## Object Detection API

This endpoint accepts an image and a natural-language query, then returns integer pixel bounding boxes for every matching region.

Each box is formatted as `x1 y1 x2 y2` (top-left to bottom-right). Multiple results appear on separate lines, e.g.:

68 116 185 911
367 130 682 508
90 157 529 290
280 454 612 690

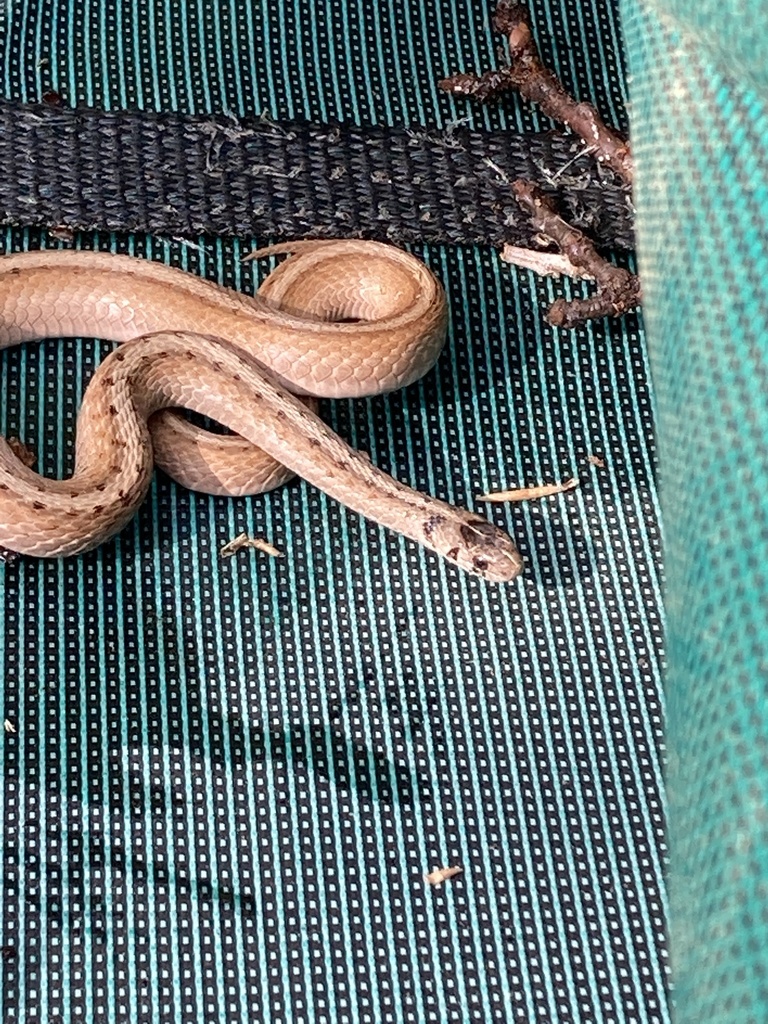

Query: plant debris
220 533 282 559
500 244 594 280
513 181 640 327
588 454 606 468
440 1 639 328
424 865 463 887
478 476 579 502
0 946 16 961
439 1 632 185
3 720 15 734
49 225 76 243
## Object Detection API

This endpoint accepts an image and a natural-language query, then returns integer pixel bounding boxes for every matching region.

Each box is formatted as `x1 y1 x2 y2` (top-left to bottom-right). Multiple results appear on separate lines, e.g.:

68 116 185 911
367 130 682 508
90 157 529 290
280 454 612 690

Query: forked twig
440 1 639 328
440 0 633 185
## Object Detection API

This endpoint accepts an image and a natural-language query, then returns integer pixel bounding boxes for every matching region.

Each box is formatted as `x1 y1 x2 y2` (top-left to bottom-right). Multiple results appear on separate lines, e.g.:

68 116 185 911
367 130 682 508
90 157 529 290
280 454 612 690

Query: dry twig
439 1 633 185
440 1 639 329
512 181 641 327
478 476 579 503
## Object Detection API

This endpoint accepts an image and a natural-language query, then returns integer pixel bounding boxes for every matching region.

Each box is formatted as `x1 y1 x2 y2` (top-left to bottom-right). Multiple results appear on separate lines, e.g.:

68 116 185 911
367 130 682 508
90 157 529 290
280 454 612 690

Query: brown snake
0 239 523 581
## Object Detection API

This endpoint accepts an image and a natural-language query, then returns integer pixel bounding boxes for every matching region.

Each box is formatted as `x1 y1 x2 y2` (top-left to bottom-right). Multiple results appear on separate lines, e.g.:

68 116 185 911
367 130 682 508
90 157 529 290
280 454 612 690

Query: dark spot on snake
473 555 489 572
102 376 114 387
95 482 106 492
108 405 117 416
185 350 195 360
92 504 104 514
336 459 349 470
7 268 21 276
446 546 459 561
114 351 125 362
308 438 321 447
276 410 286 420
31 501 46 510
460 520 498 544
212 361 223 372
423 514 446 538
466 518 498 537
0 483 8 491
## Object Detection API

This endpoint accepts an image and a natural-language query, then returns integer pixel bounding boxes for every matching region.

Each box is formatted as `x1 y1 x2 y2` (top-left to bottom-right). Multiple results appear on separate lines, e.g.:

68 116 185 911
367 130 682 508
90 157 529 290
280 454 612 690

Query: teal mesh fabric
622 2 768 1021
1 3 669 1022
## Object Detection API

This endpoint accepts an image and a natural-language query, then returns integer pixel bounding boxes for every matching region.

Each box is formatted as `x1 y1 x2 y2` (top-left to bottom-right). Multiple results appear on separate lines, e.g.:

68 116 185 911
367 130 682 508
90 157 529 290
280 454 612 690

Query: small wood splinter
478 477 579 503
500 244 594 280
424 866 463 887
220 533 282 559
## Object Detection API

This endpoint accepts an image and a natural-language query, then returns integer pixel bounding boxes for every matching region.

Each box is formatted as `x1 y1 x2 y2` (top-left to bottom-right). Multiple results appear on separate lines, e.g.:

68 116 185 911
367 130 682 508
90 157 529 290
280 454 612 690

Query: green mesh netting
622 1 768 1021
0 3 671 1022
14 0 768 1020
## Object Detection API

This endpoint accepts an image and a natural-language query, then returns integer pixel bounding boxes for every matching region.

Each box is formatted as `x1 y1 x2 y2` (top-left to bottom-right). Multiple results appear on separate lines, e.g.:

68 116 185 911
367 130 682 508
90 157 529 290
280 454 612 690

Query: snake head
423 514 524 583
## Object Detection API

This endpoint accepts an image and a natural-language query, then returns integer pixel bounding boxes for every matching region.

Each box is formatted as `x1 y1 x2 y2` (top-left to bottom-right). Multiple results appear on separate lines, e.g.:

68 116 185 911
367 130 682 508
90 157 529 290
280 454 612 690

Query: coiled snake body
0 239 523 582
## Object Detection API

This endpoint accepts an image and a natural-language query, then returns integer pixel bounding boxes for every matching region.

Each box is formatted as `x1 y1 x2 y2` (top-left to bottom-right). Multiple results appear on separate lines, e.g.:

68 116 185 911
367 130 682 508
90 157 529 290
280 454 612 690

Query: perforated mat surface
0 2 668 1022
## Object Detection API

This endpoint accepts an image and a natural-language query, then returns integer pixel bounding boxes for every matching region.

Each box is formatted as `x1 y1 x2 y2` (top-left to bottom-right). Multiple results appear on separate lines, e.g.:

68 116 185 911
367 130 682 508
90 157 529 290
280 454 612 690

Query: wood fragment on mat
424 866 463 886
512 180 641 328
478 477 579 503
587 454 606 468
500 244 594 280
49 225 76 243
220 533 282 558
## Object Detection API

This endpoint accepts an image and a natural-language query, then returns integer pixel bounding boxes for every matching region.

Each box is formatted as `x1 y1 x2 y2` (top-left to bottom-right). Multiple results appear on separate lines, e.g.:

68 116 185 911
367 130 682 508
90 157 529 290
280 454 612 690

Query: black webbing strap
1 99 634 248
